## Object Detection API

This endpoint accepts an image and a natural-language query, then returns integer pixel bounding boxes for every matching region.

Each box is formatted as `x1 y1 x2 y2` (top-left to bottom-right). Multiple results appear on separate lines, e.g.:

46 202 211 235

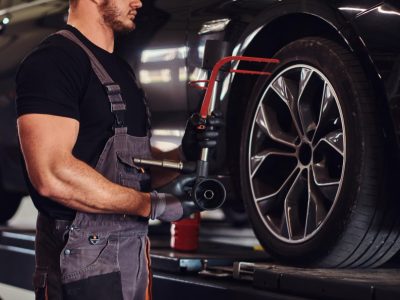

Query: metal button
64 249 71 255
88 235 100 245
69 225 79 231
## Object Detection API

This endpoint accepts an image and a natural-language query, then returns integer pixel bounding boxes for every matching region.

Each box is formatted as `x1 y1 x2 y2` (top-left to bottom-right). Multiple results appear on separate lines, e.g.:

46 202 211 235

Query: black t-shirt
15 25 147 220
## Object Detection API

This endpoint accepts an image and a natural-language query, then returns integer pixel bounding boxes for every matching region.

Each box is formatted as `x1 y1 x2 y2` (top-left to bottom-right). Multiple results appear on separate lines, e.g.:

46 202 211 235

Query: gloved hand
149 174 200 222
181 110 224 161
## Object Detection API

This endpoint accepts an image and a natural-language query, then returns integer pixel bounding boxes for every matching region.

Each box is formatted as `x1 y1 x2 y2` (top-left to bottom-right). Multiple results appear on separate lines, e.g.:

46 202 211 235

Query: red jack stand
170 212 201 252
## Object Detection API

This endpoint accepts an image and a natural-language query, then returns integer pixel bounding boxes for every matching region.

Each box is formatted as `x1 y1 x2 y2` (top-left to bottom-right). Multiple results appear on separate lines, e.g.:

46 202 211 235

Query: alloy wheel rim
248 64 346 243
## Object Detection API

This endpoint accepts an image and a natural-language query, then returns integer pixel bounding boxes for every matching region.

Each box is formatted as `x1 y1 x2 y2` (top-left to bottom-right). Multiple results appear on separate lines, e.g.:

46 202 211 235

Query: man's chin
113 22 135 34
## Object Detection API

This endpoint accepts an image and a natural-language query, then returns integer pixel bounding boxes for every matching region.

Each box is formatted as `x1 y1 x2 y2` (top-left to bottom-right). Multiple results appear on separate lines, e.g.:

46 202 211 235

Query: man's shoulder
21 32 90 71
15 32 90 121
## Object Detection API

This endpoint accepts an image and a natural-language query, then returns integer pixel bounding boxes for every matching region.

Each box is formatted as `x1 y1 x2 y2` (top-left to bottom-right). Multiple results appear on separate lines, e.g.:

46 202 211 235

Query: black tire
0 188 23 224
239 37 400 268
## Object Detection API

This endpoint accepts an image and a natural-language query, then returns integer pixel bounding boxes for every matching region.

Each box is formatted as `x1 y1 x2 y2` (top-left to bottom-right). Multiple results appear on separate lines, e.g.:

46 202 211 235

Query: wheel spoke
255 167 300 203
313 82 340 142
297 68 319 139
271 76 303 138
298 68 313 100
255 167 300 214
304 168 329 235
312 160 341 186
255 105 297 148
283 169 307 240
316 184 339 202
312 162 340 200
280 208 291 239
315 130 344 155
250 149 296 178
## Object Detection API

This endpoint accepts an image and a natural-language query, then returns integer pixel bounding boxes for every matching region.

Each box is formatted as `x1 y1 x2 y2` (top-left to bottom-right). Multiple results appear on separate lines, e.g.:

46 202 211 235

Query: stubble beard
100 0 135 34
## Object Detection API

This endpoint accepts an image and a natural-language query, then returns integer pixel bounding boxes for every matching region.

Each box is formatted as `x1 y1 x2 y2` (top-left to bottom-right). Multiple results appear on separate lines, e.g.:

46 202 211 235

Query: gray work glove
149 174 200 222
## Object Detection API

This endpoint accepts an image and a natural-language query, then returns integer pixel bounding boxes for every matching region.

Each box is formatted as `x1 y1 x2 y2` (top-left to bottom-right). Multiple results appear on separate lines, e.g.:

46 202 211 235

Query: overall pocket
60 233 119 282
116 151 151 191
60 232 123 300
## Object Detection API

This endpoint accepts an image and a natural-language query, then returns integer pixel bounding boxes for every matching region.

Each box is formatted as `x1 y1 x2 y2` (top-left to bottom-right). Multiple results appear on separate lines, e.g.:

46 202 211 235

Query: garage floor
0 283 34 300
3 197 400 300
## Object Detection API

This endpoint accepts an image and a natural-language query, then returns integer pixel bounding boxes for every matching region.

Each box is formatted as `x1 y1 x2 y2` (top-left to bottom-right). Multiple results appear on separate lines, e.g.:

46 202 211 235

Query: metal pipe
200 148 209 162
208 80 219 115
199 80 218 165
133 158 184 170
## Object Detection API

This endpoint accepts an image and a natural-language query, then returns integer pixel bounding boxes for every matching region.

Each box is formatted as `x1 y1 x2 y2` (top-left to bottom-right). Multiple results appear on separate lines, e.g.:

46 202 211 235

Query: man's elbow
34 180 54 198
26 155 74 199
31 173 61 199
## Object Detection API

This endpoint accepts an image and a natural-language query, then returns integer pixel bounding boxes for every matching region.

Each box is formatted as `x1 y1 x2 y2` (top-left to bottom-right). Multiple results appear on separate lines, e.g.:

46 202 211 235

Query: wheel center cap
299 143 312 165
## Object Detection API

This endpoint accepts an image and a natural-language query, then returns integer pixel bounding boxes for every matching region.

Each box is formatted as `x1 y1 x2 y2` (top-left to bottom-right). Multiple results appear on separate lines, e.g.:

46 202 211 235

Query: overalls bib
33 30 153 300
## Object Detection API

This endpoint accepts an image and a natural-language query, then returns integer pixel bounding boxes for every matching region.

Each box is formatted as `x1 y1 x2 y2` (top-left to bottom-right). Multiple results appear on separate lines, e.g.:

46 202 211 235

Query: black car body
1 0 400 267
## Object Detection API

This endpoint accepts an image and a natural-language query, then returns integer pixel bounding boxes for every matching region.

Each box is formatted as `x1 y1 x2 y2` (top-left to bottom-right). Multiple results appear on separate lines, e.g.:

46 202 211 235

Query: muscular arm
17 114 150 217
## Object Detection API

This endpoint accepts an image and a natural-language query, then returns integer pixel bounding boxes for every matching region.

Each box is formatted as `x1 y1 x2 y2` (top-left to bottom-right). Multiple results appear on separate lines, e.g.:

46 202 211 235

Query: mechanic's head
69 0 142 33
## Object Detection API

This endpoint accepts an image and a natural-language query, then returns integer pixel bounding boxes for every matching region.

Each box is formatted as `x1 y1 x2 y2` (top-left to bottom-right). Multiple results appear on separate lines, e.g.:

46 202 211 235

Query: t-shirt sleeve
15 45 86 121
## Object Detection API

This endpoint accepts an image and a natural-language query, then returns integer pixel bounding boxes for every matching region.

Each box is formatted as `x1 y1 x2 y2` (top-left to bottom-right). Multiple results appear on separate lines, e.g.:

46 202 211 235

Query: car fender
219 0 399 164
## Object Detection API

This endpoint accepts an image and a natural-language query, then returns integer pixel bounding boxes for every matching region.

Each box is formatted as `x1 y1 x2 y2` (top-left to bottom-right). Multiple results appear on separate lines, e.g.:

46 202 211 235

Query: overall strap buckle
104 83 121 95
113 110 125 128
104 83 126 129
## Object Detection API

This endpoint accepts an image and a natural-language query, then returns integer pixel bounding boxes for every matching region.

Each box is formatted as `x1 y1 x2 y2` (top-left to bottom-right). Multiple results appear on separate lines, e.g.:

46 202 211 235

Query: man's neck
67 6 114 53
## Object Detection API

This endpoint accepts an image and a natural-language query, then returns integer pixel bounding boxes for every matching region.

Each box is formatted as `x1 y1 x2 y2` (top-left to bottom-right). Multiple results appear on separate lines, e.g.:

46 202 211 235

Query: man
16 0 222 299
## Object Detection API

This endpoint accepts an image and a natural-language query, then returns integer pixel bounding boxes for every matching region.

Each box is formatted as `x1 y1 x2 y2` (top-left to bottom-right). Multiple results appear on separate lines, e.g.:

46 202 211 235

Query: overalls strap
57 29 126 129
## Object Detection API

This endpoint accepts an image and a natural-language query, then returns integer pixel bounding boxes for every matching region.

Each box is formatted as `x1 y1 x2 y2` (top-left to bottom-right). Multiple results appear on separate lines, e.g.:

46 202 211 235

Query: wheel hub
298 142 312 166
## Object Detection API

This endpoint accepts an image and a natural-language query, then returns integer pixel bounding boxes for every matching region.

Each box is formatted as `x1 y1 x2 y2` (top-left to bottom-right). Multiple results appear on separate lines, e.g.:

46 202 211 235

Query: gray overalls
33 30 153 300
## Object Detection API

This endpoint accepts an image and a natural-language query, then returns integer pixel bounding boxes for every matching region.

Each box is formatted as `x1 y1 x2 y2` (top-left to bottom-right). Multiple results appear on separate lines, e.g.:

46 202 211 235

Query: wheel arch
224 11 396 178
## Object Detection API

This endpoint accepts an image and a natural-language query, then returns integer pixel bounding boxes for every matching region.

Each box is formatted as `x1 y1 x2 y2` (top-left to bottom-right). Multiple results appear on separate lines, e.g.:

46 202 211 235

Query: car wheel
0 188 23 224
240 37 400 267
